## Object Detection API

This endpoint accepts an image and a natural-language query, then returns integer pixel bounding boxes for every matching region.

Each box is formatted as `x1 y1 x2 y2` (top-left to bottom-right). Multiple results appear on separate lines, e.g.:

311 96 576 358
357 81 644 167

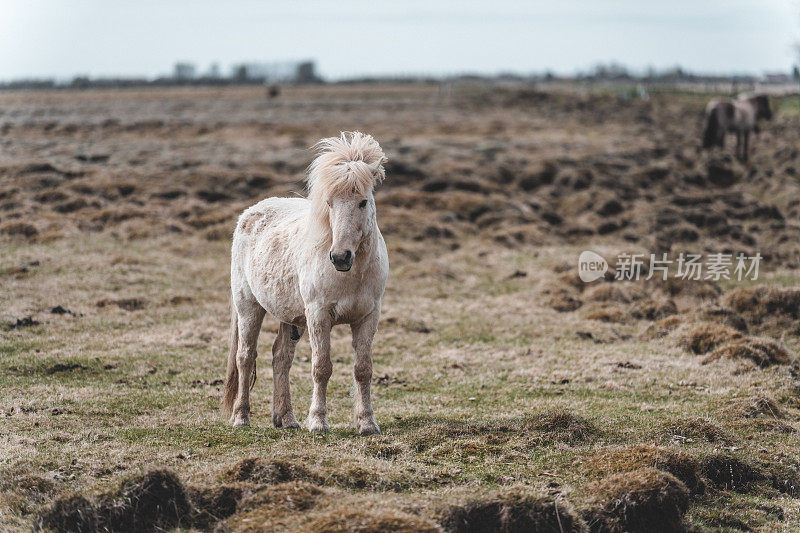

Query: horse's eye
327 200 332 208
358 199 368 209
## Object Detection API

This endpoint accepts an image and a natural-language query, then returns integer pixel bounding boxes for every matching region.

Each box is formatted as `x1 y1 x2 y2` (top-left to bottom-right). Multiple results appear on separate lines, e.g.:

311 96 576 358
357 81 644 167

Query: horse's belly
264 301 305 326
245 236 305 325
332 297 378 325
251 270 303 323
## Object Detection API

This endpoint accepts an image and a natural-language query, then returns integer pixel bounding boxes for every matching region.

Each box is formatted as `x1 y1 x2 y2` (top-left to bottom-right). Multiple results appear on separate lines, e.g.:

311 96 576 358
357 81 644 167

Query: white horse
222 132 389 435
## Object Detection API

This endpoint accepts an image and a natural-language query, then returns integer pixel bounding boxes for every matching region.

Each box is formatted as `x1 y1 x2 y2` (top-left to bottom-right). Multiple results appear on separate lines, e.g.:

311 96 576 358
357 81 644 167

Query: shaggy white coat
223 132 388 435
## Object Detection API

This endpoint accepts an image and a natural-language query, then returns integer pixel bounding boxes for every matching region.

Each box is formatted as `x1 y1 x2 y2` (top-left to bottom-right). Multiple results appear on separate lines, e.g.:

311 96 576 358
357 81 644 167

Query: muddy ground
3 84 800 532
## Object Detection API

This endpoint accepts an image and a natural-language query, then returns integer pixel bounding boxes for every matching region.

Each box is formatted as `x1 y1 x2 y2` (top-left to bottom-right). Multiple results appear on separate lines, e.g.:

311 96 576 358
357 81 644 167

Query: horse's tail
702 107 719 149
222 303 239 415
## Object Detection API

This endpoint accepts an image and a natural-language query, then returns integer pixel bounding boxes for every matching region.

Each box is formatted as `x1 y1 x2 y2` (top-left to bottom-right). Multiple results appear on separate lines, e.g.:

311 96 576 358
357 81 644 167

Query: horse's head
755 94 773 121
327 185 374 271
306 132 387 272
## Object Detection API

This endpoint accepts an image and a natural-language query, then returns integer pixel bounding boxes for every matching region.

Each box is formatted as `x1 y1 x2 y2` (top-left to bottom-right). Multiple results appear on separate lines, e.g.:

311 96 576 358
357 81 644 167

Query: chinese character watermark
615 253 644 281
579 251 762 282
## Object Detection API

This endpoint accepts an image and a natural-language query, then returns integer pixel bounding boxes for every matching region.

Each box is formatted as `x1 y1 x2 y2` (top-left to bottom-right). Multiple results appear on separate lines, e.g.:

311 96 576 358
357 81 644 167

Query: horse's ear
371 157 387 184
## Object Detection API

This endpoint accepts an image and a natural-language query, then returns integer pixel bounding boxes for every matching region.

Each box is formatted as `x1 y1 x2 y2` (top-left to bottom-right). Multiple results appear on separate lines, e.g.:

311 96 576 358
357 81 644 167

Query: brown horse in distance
702 94 772 162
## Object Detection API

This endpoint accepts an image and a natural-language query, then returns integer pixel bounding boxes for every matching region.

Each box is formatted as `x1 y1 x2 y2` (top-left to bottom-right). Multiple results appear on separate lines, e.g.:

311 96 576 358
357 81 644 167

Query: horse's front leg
351 310 381 435
305 308 332 432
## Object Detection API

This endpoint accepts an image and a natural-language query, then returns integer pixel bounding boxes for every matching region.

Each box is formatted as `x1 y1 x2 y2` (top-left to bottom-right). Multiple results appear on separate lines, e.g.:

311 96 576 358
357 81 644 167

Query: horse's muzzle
330 250 353 272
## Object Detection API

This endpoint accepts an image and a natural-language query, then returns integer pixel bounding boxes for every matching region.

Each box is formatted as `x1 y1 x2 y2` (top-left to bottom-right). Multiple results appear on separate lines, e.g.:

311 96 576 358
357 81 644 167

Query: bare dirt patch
583 468 690 533
439 492 587 533
699 454 764 493
221 458 322 486
34 469 193 532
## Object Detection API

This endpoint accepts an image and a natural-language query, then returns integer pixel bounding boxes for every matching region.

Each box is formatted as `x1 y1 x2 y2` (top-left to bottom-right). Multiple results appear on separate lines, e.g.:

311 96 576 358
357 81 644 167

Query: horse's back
235 197 308 236
707 98 734 116
232 196 309 272
706 98 723 114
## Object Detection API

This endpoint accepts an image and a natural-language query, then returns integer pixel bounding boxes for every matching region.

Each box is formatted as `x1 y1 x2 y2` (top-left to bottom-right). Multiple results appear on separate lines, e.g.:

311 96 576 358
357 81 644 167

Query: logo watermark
578 250 609 282
579 251 762 282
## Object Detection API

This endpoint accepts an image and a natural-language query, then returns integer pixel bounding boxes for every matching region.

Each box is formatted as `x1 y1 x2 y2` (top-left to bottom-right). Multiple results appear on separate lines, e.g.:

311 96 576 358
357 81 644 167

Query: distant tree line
0 60 322 90
1 62 791 91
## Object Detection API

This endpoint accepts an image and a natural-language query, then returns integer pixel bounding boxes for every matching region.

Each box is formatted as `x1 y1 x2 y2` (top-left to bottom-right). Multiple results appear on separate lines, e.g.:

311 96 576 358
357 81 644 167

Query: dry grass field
3 84 800 532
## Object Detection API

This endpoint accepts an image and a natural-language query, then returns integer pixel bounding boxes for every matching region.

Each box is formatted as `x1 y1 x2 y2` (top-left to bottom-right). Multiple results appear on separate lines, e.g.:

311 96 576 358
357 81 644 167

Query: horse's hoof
273 412 301 429
305 417 330 433
358 424 381 436
232 416 250 427
357 414 380 435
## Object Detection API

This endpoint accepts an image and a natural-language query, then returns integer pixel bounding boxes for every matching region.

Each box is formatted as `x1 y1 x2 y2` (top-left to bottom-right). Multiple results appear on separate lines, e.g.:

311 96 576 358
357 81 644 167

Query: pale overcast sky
0 0 797 80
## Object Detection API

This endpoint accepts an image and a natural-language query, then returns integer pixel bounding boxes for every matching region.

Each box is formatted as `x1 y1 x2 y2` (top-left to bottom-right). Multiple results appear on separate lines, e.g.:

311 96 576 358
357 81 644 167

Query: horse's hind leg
231 298 265 427
351 310 381 435
272 322 304 428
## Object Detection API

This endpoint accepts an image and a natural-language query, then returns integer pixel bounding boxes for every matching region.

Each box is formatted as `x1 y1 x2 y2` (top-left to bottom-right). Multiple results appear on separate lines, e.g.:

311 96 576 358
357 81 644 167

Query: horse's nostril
330 250 353 266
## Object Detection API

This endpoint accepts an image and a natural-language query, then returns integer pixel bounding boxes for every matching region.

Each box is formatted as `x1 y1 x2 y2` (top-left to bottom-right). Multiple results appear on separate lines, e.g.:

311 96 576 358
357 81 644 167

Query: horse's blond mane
307 131 386 198
305 132 387 236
